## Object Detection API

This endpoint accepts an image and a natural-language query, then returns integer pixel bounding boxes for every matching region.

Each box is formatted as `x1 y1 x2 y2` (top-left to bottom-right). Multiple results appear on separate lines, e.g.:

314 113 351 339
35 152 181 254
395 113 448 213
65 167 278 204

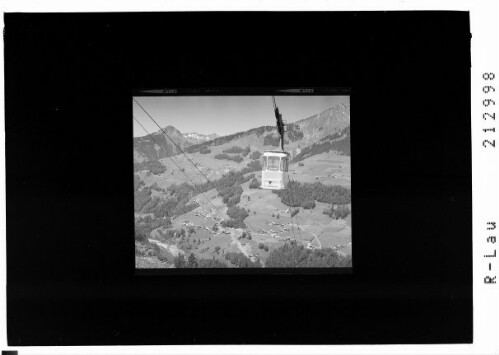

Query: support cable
133 116 226 222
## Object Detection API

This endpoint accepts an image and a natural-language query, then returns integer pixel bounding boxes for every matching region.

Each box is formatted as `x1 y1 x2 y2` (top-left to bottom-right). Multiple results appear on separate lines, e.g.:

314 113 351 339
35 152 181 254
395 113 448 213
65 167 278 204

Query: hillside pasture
137 144 262 191
289 152 350 188
135 150 352 267
236 180 352 257
135 133 351 193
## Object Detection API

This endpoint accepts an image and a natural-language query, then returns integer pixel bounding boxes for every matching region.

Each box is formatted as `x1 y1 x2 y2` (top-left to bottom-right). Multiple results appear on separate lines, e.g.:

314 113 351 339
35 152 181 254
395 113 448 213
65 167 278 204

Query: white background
0 1 497 354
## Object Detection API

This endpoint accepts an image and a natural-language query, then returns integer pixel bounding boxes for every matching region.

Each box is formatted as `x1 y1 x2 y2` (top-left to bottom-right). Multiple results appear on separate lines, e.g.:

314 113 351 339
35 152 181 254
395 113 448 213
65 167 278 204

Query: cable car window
267 156 280 171
261 156 267 170
280 157 288 172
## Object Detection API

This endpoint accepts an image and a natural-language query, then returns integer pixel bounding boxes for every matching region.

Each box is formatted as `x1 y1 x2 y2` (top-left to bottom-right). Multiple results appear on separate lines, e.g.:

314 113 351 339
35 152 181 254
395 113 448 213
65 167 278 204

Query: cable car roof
263 150 290 157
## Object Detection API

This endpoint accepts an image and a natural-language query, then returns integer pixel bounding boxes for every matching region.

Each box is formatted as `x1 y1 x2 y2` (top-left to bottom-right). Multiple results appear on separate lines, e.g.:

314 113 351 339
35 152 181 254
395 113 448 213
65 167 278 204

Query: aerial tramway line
261 97 302 238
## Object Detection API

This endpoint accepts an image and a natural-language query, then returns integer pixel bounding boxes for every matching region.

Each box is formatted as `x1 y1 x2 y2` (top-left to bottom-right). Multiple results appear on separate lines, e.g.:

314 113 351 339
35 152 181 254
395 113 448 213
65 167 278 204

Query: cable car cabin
261 151 289 190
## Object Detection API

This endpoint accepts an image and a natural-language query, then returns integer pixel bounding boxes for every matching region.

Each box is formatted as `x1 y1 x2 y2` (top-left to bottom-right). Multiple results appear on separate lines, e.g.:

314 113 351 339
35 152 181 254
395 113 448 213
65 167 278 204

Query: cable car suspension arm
272 96 286 151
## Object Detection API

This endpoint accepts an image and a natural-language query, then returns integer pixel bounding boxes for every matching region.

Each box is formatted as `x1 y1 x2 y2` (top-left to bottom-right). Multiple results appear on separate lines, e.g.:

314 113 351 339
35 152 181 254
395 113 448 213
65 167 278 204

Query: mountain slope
295 103 350 143
134 125 218 161
184 103 350 155
134 102 350 162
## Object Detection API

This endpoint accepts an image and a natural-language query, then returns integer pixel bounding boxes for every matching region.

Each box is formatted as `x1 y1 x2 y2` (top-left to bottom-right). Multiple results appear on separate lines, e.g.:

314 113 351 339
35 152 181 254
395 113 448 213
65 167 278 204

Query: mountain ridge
134 103 350 161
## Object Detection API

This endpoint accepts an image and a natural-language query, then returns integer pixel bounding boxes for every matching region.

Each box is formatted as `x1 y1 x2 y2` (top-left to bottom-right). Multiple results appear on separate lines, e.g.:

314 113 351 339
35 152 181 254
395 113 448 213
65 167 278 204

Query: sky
133 96 349 137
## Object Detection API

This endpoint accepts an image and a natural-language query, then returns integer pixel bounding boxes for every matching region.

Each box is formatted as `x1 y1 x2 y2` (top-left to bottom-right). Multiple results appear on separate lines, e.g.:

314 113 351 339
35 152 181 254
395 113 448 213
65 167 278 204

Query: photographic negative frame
133 87 353 274
4 10 473 346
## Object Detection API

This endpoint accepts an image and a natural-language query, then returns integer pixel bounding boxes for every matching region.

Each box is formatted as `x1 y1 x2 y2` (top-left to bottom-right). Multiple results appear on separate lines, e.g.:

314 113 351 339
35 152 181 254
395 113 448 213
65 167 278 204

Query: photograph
4 8 479 348
133 93 352 269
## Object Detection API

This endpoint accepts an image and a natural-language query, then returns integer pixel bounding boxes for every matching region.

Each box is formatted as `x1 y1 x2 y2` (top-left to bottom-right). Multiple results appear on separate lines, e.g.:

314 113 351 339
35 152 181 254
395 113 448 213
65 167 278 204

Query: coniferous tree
173 255 186 268
187 253 198 268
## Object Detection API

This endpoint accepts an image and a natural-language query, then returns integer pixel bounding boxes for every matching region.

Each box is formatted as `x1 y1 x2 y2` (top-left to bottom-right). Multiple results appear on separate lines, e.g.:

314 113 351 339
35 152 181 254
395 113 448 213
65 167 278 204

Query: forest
221 205 249 228
220 219 244 228
224 252 261 268
216 171 251 204
135 178 200 220
274 180 351 208
249 151 262 160
214 153 244 163
323 204 351 219
216 172 252 228
249 177 259 189
318 130 343 142
265 242 352 267
135 215 171 237
133 160 167 175
227 205 249 220
223 145 251 156
241 160 261 174
173 254 228 268
219 185 243 206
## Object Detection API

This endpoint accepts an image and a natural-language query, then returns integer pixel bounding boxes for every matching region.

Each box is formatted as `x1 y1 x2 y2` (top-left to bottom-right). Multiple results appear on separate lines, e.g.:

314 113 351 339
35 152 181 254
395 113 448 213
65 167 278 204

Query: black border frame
5 11 472 345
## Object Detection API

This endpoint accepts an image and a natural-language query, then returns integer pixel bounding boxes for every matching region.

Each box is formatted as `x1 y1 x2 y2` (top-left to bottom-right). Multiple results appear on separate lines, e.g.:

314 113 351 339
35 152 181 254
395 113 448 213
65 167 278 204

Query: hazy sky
133 96 349 137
